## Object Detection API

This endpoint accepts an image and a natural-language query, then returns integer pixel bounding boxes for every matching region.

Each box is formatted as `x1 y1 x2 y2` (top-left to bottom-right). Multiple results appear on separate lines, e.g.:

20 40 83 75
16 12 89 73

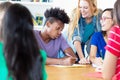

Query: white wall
53 0 117 13
52 0 117 32
97 0 116 10
53 0 78 16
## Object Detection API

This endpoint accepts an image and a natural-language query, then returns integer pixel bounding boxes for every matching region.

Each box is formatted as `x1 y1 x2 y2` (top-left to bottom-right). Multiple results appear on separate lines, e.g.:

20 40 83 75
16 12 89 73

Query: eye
84 6 88 9
80 6 82 9
56 26 60 30
100 17 112 21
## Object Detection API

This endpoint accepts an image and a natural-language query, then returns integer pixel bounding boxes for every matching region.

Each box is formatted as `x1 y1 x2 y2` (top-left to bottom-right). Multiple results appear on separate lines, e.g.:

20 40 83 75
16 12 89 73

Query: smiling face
79 0 92 18
46 20 64 39
100 11 114 31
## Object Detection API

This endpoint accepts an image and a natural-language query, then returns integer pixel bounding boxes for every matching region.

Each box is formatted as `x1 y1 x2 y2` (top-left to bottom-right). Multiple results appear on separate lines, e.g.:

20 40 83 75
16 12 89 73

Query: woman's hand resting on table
78 58 90 64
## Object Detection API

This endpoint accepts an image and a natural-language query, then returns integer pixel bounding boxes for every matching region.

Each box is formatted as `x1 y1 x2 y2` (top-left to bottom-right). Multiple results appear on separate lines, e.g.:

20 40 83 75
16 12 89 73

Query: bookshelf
12 1 53 30
0 1 53 30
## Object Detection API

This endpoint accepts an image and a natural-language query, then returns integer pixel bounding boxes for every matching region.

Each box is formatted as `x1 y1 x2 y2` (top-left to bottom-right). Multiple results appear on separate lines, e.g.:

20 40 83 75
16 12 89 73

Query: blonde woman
68 0 101 64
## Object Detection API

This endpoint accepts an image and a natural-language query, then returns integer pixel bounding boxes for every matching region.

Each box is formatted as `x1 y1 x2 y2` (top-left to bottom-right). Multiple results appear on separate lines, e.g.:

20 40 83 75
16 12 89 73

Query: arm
89 45 103 66
46 47 77 65
64 47 76 58
72 26 84 59
74 40 89 64
46 56 76 66
46 57 61 65
74 41 84 59
89 45 97 63
102 50 117 80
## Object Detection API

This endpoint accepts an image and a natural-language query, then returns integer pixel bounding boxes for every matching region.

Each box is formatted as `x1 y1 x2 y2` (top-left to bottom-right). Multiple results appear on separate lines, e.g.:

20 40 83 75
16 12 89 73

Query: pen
66 53 73 57
66 53 78 61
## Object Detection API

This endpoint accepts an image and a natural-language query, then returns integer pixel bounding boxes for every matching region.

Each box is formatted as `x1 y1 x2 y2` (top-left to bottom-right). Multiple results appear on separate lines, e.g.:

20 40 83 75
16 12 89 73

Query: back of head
2 3 43 80
44 7 70 25
113 0 120 26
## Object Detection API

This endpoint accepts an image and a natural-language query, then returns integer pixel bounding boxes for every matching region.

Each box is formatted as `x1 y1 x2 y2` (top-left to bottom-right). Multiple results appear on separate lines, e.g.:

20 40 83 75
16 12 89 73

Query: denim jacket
72 15 101 44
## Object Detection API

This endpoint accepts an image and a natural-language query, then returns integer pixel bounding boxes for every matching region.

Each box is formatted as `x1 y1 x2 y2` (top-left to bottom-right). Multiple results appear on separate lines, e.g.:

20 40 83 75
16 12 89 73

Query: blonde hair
67 7 80 40
67 0 98 40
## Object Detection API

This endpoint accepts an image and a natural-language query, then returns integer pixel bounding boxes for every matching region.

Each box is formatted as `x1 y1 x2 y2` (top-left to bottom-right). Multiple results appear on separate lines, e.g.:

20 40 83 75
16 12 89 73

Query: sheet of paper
48 64 88 68
92 63 99 68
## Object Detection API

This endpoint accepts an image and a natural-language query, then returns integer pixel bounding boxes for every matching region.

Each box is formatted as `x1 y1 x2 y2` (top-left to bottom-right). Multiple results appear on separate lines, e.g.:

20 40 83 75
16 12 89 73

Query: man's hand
60 56 76 66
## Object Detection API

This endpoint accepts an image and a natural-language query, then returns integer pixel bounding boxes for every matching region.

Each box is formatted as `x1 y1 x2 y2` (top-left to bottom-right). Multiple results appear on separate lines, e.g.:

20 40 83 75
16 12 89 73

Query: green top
0 42 47 80
41 50 47 80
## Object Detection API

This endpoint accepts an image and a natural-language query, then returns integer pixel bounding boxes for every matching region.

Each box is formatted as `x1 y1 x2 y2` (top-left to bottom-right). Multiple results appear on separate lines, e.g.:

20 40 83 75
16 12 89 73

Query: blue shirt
90 32 106 59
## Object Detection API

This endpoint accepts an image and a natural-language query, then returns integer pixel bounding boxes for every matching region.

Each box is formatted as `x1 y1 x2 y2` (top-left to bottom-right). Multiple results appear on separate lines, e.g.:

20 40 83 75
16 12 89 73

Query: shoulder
34 30 40 35
109 25 120 38
92 32 102 37
40 49 46 53
110 25 120 32
0 42 8 80
108 25 120 41
39 49 47 59
91 32 103 42
34 30 41 39
0 42 3 48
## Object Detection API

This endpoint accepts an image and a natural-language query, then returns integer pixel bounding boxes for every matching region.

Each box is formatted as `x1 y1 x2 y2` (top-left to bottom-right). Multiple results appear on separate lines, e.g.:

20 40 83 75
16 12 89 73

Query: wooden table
46 65 104 80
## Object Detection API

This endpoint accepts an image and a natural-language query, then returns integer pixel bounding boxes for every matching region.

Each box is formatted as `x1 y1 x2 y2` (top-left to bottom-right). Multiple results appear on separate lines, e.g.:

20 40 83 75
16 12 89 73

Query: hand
60 56 76 66
93 57 103 66
78 58 90 64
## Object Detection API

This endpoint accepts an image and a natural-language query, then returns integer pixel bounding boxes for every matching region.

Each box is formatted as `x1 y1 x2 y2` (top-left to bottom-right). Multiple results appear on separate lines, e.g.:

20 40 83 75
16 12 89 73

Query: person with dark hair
0 2 12 80
102 0 120 79
1 3 47 80
89 8 114 67
34 7 77 65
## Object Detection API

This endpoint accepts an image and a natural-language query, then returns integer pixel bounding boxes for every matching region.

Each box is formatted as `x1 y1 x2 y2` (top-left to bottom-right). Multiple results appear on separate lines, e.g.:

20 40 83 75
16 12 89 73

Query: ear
46 21 51 28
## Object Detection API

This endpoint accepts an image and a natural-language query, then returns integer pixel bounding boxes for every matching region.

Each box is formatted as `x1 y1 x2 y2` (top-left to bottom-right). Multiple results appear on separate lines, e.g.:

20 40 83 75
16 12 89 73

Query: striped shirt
105 25 120 80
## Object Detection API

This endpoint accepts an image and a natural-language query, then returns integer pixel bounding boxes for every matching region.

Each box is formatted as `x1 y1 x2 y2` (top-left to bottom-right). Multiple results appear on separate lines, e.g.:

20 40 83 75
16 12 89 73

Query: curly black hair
44 7 70 24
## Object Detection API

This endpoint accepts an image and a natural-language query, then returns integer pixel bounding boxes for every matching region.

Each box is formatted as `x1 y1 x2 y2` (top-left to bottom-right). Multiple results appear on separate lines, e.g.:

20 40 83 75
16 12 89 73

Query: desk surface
46 65 103 80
